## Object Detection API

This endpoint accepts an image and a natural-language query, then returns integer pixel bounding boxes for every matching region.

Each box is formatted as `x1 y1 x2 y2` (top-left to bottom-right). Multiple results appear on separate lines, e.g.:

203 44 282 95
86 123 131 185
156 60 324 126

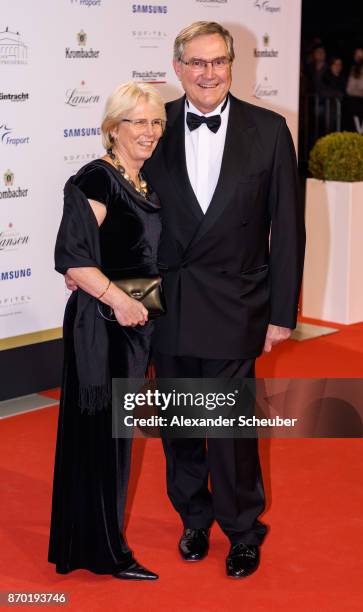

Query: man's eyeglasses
180 56 231 72
121 118 166 131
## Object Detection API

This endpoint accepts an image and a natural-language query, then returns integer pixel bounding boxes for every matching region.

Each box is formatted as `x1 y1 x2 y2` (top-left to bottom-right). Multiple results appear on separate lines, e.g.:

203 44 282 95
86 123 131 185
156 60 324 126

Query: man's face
173 33 232 114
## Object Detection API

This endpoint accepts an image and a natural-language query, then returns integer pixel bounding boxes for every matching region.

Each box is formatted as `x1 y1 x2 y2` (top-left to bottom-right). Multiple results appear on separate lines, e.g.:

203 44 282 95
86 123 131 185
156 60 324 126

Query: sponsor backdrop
0 0 301 350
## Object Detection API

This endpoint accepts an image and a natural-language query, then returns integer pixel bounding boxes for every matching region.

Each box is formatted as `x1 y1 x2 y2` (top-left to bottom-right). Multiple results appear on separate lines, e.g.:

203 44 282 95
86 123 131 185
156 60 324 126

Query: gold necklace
107 148 148 198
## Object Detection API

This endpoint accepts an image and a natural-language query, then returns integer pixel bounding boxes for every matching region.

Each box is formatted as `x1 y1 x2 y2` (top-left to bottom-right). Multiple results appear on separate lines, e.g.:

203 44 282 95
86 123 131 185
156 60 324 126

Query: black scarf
55 177 110 414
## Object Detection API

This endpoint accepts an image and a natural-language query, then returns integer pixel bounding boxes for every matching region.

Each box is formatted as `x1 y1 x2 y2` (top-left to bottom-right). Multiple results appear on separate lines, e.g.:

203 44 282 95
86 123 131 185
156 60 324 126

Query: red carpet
1 320 363 611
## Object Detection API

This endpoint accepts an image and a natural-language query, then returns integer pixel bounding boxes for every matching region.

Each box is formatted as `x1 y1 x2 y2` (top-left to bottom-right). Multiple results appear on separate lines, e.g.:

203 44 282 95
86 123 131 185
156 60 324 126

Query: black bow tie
186 112 221 133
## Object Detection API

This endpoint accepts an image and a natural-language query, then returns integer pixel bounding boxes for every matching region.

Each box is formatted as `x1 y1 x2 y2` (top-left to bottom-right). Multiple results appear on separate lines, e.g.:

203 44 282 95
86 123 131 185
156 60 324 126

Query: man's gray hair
173 21 235 62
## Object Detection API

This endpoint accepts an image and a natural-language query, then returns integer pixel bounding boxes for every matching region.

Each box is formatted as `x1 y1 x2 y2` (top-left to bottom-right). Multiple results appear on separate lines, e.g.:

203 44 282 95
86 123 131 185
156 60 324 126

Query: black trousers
152 351 267 546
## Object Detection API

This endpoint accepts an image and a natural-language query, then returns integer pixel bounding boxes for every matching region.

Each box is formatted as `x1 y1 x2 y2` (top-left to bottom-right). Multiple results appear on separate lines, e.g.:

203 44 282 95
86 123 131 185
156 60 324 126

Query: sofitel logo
65 31 100 59
253 0 281 13
132 70 166 83
254 34 279 58
0 171 29 200
0 27 28 65
64 152 98 165
0 294 31 315
132 30 167 48
253 76 278 99
65 81 101 108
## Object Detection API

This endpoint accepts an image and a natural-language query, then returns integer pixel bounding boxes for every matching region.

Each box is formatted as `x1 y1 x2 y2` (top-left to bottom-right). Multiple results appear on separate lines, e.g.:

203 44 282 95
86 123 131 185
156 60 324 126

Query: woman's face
111 98 164 165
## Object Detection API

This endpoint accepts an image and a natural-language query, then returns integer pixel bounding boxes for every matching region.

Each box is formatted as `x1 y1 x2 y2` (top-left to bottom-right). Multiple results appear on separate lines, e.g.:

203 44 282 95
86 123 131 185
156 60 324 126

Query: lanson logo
0 224 30 251
253 76 278 99
132 4 168 13
65 31 100 59
63 126 101 138
0 268 31 281
65 81 101 108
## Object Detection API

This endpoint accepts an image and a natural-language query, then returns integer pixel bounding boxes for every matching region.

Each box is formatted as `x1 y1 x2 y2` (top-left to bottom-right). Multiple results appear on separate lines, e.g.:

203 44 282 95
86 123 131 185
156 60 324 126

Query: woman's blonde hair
101 81 166 150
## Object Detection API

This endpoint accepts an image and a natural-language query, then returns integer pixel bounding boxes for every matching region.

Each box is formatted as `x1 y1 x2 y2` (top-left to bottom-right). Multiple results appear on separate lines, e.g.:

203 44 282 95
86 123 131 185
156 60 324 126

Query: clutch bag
97 275 166 322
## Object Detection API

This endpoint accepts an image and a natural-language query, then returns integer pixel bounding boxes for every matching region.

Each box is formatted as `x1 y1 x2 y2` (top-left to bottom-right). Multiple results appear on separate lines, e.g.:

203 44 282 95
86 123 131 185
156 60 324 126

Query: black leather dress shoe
113 561 159 581
179 528 209 561
226 543 260 578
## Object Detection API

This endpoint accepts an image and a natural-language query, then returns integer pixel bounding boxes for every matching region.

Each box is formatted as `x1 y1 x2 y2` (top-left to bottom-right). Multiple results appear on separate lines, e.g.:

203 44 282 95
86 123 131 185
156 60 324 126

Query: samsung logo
1 267 31 281
132 4 168 13
63 127 101 138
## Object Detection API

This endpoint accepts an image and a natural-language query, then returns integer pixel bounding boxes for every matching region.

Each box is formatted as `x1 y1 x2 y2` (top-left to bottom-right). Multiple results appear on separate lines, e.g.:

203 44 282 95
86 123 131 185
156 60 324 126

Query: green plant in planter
308 131 363 181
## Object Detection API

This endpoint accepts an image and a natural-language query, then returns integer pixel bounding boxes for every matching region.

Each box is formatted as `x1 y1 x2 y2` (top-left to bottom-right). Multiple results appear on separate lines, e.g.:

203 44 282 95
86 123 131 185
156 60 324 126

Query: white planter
302 178 363 324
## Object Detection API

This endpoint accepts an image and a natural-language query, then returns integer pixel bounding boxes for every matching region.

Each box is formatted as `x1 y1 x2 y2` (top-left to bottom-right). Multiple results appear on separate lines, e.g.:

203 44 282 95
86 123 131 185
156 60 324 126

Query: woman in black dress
48 82 166 580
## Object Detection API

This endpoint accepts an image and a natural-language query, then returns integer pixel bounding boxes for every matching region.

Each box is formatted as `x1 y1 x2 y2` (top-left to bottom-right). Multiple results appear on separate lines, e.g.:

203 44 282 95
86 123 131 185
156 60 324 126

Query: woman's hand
106 284 148 327
65 271 78 292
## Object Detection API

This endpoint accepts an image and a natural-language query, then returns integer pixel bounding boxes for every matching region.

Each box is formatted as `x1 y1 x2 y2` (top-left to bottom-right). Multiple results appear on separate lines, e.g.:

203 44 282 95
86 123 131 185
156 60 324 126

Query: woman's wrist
99 281 129 308
97 279 111 300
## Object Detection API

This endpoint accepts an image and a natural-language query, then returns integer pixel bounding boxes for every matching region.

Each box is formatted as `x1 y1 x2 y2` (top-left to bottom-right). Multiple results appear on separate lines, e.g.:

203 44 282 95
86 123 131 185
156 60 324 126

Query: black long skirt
48 294 153 574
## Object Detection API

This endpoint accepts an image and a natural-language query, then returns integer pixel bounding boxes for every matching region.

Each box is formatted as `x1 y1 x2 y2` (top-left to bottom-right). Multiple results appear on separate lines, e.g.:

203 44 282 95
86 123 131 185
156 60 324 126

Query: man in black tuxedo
146 21 305 578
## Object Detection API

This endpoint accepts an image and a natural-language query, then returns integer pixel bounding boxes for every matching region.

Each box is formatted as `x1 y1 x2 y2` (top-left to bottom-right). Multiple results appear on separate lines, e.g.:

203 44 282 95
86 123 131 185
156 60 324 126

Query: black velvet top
74 159 161 279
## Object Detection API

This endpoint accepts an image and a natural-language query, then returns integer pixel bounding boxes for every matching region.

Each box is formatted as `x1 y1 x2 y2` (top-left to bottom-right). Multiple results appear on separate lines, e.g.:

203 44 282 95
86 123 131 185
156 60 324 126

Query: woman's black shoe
113 561 159 581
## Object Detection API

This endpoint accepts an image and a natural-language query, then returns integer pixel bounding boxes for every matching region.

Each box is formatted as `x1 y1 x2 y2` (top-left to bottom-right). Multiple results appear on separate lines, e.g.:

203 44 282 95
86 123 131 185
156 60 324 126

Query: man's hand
65 272 78 292
263 324 292 353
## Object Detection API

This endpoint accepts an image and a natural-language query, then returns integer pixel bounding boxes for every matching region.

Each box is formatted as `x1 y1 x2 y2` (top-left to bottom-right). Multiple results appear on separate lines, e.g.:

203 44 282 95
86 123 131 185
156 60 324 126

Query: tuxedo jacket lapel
163 97 204 225
185 94 257 250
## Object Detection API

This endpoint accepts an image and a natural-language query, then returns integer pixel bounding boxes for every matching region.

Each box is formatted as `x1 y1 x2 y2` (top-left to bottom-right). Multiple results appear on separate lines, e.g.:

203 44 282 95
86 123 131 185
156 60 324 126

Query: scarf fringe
79 384 111 415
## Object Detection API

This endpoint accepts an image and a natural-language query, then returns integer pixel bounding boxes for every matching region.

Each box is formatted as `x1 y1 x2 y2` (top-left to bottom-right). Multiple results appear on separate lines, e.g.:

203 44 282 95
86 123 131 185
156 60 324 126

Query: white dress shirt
185 97 230 214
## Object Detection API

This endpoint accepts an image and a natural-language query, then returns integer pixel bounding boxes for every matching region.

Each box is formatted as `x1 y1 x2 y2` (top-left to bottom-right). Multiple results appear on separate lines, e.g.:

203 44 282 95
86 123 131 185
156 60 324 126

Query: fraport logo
63 126 101 138
132 4 168 13
253 0 281 13
70 0 102 6
0 123 30 146
0 267 31 281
